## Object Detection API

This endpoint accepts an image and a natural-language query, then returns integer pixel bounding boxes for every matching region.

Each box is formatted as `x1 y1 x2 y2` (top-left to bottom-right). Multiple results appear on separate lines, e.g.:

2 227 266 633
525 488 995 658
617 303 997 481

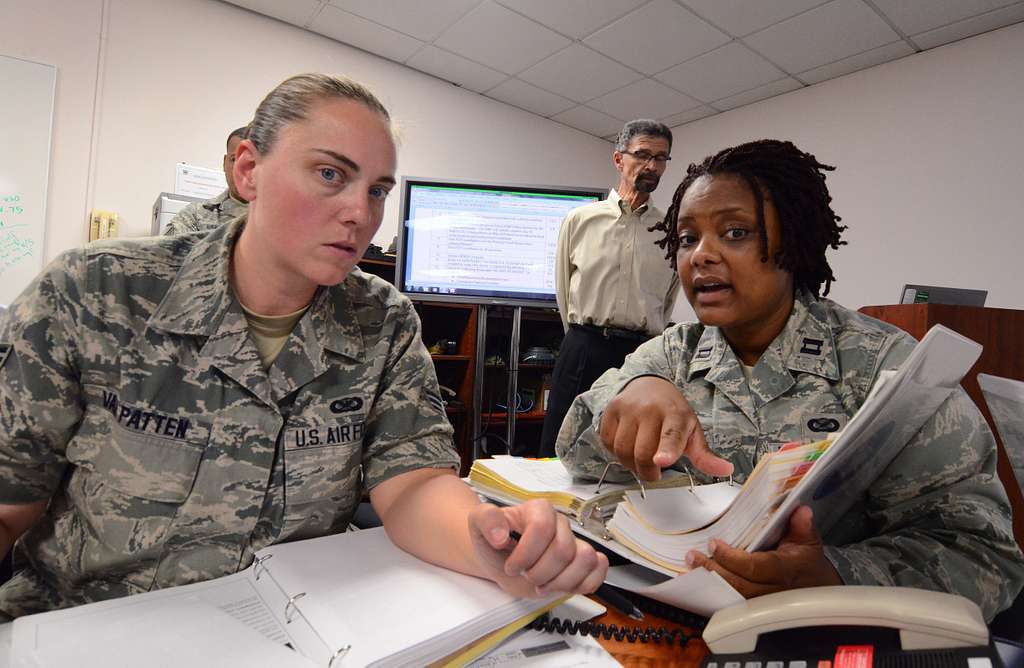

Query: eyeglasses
621 150 671 166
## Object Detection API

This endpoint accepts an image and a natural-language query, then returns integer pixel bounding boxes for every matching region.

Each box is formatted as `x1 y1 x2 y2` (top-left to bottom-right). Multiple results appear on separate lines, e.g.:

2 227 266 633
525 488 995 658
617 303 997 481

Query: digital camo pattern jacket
163 189 247 235
0 218 458 618
557 290 1024 620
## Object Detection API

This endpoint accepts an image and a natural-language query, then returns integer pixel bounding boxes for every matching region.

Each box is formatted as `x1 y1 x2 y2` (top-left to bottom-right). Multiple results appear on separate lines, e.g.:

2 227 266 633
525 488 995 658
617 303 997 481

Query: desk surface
592 604 709 667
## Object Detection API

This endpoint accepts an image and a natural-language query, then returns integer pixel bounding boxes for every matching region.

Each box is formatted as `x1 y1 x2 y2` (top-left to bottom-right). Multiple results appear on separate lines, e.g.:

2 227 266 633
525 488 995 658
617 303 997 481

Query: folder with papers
11 527 563 668
468 455 690 526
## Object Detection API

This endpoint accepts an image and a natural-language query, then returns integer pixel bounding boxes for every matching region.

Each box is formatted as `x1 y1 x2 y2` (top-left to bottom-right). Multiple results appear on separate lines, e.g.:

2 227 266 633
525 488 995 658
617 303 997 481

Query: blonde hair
247 73 391 154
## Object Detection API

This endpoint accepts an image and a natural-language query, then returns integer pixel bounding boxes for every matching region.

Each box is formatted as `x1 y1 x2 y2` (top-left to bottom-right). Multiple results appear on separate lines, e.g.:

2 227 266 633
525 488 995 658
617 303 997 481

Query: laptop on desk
899 284 988 306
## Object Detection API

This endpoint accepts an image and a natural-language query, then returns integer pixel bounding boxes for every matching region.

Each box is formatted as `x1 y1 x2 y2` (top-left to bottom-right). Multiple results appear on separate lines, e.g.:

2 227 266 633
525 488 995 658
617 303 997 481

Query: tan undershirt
240 301 310 369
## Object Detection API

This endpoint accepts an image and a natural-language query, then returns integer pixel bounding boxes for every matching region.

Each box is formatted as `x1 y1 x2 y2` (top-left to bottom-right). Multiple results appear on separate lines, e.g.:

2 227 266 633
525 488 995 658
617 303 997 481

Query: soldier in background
163 126 250 235
0 73 608 619
557 139 1024 621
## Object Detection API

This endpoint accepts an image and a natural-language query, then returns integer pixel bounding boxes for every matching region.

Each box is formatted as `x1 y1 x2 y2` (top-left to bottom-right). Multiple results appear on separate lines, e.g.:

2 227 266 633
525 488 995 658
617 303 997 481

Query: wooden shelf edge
481 411 546 423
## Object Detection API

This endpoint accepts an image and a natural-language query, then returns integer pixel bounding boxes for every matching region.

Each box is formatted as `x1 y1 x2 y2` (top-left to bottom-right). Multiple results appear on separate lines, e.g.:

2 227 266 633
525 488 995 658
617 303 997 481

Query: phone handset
703 586 989 654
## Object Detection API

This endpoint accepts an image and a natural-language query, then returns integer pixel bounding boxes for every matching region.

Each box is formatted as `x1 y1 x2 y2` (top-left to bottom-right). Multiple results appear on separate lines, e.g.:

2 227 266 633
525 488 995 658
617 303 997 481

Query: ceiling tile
310 6 425 62
434 1 571 75
587 79 701 121
495 0 647 39
870 0 1020 36
405 46 508 93
911 3 1024 49
327 0 478 42
656 41 785 103
486 79 577 117
710 77 803 111
744 0 899 74
519 44 644 103
222 0 323 27
680 0 829 37
551 105 624 137
583 0 731 75
797 40 914 84
661 105 719 127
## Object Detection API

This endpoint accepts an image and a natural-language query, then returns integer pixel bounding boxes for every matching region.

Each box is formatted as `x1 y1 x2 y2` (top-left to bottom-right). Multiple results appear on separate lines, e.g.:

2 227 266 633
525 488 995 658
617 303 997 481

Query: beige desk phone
703 586 989 654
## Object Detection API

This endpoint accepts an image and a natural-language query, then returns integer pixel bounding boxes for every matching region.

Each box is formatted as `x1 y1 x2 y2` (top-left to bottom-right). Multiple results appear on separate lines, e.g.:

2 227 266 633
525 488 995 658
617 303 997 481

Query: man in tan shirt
537 119 679 458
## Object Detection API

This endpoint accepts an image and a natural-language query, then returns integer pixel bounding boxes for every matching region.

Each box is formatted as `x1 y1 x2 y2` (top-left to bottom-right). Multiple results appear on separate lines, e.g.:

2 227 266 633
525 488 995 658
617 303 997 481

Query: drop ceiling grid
221 0 1024 138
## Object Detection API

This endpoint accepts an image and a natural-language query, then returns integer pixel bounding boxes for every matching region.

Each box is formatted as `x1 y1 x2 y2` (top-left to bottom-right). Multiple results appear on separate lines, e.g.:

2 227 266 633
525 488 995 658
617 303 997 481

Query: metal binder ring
579 504 595 527
632 472 647 500
253 553 273 581
595 462 647 500
284 592 307 623
328 645 352 667
594 462 613 495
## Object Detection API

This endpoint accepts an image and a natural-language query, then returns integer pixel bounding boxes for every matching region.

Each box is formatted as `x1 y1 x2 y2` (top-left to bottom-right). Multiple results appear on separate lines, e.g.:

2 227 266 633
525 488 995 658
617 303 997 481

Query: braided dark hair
650 139 847 297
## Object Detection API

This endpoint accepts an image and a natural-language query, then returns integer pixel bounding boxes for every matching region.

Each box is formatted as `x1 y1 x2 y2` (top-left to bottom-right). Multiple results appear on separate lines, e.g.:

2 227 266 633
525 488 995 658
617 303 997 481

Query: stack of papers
469 456 685 525
608 440 830 572
11 527 563 668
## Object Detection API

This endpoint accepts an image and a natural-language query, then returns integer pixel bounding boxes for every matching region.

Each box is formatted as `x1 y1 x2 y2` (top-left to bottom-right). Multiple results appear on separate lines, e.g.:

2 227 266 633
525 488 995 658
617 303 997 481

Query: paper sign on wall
174 162 226 199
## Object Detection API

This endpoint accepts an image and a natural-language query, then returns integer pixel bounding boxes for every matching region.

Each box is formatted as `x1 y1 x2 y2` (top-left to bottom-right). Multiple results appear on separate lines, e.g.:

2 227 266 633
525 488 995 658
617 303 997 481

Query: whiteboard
0 54 56 307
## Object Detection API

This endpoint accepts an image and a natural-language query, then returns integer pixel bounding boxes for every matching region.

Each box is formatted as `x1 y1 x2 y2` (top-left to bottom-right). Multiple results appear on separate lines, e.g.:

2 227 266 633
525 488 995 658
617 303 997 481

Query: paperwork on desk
11 593 315 668
469 456 687 524
608 439 832 572
11 527 562 668
468 596 620 668
468 628 620 668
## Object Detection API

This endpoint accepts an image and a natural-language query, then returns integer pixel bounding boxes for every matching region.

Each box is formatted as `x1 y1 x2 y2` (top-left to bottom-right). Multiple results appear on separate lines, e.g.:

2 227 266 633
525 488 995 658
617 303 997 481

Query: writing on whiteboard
0 194 35 274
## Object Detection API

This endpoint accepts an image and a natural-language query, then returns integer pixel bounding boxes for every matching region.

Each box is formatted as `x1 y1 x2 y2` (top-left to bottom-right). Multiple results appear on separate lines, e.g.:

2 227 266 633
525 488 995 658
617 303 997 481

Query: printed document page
11 591 311 668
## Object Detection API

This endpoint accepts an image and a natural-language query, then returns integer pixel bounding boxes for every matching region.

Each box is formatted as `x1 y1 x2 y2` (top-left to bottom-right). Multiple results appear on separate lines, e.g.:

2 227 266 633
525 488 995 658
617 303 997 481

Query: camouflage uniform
558 290 1024 620
0 218 459 619
163 189 247 235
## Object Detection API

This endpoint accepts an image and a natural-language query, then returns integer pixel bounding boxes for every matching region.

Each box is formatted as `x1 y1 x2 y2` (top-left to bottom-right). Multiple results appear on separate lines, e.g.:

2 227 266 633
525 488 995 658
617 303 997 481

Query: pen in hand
507 531 644 621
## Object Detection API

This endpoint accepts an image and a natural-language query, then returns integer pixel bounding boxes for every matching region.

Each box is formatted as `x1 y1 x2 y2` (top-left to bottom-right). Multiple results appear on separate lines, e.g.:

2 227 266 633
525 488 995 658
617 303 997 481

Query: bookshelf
357 257 564 466
477 306 562 457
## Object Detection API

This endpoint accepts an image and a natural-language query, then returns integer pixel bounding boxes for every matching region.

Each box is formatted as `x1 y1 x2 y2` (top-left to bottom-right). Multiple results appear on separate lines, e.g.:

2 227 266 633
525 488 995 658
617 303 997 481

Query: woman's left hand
684 505 842 597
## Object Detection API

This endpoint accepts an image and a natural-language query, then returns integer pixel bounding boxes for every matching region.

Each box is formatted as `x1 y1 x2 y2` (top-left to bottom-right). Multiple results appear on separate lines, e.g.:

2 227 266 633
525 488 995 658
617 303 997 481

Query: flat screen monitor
395 177 607 308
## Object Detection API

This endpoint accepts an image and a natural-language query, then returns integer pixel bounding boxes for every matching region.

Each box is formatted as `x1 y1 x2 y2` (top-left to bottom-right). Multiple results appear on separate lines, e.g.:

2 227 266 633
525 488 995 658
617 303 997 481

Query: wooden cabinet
858 303 1024 550
478 306 563 457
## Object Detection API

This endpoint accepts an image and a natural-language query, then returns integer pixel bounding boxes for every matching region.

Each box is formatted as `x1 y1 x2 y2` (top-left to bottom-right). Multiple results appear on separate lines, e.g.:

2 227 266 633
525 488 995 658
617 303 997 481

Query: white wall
1 0 103 262
5 0 1023 317
664 22 1024 320
4 0 615 263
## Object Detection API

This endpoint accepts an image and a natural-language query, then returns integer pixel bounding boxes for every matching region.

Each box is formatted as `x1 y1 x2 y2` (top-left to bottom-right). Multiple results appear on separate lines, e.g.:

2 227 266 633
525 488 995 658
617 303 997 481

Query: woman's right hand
599 376 734 481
